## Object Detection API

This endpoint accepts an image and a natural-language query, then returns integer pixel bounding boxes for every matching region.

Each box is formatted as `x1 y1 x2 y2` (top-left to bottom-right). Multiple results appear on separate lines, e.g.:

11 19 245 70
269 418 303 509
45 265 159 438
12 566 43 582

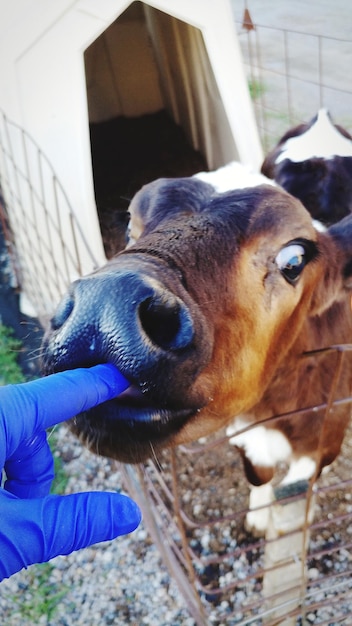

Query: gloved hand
0 364 142 581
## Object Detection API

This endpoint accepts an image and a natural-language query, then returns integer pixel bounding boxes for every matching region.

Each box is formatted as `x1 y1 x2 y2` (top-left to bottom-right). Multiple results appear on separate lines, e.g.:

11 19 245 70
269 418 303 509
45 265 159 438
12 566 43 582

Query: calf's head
42 179 352 462
261 109 352 225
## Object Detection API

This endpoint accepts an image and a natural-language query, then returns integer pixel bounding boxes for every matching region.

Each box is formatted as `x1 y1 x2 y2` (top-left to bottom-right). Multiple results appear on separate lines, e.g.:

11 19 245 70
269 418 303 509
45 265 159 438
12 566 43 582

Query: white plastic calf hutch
0 0 262 320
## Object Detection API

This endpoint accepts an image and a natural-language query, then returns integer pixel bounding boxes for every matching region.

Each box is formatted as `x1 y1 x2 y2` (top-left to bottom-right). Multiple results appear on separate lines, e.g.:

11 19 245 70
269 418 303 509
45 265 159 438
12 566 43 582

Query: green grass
0 323 25 385
248 78 266 101
11 563 69 622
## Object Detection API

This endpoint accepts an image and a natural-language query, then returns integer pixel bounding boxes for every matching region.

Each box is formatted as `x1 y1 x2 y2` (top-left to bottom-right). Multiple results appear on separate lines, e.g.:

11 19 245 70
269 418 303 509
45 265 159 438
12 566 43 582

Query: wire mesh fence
0 110 99 323
123 445 352 625
236 13 352 151
121 345 352 625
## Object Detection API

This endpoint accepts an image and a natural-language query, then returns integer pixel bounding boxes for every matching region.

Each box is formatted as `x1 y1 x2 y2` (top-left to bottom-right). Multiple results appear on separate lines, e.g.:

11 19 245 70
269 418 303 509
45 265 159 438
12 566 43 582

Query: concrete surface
229 1 352 147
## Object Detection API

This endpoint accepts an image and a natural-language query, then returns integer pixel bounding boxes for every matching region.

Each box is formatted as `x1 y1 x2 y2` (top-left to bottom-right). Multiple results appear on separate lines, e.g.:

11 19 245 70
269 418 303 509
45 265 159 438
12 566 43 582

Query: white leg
245 482 274 536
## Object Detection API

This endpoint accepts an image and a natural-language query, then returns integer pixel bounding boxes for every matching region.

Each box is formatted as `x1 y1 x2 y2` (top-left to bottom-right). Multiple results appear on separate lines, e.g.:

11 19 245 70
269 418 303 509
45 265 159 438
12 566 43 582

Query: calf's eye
275 243 307 284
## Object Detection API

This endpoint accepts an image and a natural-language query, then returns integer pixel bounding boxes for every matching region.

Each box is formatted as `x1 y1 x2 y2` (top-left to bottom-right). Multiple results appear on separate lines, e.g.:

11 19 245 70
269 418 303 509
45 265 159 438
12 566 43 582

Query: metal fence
237 15 352 151
124 447 352 625
0 110 99 325
123 345 352 625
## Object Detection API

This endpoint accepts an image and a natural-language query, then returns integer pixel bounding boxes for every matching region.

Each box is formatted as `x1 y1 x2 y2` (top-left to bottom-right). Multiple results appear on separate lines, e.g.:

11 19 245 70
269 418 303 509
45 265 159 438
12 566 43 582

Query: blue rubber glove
0 364 142 581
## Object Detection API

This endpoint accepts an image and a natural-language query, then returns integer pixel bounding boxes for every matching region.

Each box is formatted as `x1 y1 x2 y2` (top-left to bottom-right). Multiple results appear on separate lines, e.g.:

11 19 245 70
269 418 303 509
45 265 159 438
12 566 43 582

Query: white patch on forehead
226 418 292 467
194 161 276 192
276 108 352 164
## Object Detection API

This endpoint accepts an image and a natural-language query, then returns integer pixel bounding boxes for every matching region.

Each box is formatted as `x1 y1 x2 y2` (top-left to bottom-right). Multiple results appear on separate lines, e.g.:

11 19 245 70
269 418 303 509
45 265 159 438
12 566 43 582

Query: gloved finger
4 430 54 498
0 489 142 581
0 364 129 465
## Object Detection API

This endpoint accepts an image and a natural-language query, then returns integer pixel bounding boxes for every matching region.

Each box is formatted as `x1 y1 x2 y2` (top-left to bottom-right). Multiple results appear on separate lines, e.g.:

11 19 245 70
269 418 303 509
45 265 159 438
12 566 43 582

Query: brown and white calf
261 108 352 226
42 179 352 532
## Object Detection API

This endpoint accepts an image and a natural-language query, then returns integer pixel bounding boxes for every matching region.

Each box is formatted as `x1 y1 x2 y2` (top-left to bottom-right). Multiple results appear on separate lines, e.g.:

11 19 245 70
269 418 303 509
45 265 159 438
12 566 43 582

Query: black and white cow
262 108 352 226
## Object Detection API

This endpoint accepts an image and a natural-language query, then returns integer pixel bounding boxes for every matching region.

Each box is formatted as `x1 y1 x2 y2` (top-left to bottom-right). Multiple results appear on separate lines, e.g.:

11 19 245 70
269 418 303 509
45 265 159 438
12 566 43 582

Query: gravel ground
0 424 196 626
2 420 352 625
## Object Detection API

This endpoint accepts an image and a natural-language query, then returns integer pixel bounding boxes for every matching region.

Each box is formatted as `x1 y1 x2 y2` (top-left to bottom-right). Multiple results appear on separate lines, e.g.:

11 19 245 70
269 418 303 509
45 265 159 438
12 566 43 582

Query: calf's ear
261 150 277 178
310 214 352 314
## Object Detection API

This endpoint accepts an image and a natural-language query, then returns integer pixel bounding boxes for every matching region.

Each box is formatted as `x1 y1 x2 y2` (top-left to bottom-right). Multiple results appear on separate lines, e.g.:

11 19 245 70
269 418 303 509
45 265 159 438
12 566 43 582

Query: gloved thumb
0 490 141 580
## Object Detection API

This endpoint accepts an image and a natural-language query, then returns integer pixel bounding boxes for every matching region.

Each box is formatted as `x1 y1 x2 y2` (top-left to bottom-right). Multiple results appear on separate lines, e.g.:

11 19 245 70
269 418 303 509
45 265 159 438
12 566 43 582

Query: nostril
51 292 75 331
139 293 194 350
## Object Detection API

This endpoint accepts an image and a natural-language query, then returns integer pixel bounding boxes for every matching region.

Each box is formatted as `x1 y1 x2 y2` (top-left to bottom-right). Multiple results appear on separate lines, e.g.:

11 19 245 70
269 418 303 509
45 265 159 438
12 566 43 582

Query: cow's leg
243 457 317 538
245 482 274 535
244 457 317 535
227 422 293 534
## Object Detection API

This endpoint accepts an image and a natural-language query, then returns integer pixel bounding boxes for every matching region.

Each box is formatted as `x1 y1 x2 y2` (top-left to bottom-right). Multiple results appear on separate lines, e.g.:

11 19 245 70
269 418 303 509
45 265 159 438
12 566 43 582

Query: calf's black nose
47 269 195 376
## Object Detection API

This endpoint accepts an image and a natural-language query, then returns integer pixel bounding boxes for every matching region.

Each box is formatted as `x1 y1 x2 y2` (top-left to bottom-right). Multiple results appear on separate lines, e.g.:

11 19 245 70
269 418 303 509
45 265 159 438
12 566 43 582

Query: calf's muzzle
42 256 213 461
